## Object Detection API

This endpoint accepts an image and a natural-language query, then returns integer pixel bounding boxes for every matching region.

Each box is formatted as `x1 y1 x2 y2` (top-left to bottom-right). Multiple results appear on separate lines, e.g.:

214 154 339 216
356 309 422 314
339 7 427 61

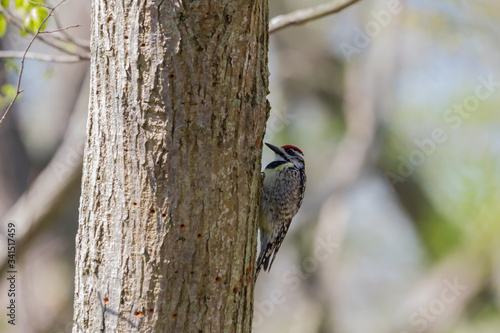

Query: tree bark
73 0 269 332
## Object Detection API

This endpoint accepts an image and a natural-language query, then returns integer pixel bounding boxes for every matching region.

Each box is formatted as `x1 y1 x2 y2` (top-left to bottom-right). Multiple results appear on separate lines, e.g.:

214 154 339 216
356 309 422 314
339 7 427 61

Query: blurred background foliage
0 0 499 332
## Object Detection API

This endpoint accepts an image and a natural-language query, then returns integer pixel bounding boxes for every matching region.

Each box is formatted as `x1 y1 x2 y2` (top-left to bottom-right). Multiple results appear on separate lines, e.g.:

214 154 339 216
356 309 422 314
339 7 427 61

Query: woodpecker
256 143 306 275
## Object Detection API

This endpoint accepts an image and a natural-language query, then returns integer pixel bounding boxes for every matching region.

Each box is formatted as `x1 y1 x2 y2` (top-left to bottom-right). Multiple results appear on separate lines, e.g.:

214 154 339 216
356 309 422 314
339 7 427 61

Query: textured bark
73 0 269 332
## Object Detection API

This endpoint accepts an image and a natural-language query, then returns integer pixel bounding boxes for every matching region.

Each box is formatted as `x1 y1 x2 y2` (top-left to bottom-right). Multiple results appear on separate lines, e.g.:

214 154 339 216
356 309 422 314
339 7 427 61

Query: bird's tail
256 240 274 276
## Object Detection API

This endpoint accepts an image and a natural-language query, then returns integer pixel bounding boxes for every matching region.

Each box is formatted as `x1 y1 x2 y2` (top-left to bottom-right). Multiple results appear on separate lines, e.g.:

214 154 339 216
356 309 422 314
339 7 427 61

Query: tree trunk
73 0 269 331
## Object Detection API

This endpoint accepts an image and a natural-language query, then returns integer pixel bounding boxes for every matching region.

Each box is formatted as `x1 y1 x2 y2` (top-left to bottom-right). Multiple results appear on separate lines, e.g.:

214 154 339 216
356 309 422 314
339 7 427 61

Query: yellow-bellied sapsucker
256 143 306 274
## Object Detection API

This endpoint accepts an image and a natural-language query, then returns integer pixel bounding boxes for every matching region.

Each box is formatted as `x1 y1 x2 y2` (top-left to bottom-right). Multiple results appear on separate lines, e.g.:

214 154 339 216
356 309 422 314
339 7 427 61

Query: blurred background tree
1 0 500 332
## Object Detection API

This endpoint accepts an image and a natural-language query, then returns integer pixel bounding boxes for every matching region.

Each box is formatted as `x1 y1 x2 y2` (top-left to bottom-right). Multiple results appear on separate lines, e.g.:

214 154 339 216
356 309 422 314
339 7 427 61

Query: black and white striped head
265 143 305 170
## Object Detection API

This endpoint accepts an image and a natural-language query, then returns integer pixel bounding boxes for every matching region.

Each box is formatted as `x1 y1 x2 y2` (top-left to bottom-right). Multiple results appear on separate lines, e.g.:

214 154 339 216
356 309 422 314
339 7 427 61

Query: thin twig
39 23 81 34
269 0 363 34
0 6 87 57
0 50 88 63
0 0 68 128
30 1 90 51
28 0 53 9
52 11 90 50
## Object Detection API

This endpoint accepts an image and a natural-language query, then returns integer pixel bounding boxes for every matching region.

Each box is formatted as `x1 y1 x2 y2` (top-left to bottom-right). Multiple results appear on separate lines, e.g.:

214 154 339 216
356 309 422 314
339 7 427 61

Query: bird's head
265 143 305 169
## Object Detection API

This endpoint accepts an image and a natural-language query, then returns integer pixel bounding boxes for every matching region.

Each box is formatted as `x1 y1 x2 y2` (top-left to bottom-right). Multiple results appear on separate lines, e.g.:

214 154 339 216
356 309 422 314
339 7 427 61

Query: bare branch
52 11 90 50
269 0 362 34
0 70 89 276
0 0 68 128
39 23 81 34
0 5 87 57
28 0 53 9
0 50 87 63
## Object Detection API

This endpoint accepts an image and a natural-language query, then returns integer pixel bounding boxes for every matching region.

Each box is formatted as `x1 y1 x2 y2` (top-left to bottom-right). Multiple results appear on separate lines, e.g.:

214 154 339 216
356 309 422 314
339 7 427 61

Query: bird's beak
265 143 284 156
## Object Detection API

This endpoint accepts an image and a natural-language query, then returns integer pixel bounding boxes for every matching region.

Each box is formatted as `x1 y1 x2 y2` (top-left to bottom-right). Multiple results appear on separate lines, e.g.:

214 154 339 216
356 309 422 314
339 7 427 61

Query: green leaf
0 13 6 37
14 0 23 9
15 0 46 16
23 14 33 33
1 84 16 100
26 0 43 10
27 6 48 33
38 7 49 31
0 84 16 107
1 0 9 9
5 60 19 73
